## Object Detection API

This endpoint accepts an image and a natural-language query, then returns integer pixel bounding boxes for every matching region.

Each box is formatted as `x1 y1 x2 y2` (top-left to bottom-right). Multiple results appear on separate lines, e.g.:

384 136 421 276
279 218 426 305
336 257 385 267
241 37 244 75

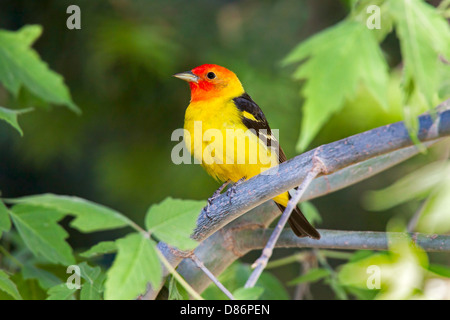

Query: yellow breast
183 98 279 183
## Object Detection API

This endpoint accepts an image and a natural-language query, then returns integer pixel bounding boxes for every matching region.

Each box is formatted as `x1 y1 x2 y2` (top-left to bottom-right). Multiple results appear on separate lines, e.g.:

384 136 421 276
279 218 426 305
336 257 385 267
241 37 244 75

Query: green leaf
363 161 446 211
0 106 33 136
349 250 377 263
80 241 117 258
337 253 389 289
168 275 189 300
233 287 264 300
0 270 22 300
365 160 450 234
22 264 62 290
4 273 46 300
288 268 331 285
0 25 80 113
389 0 450 108
349 0 394 42
145 197 204 250
428 264 450 278
80 281 102 300
79 262 101 282
417 179 450 234
79 262 105 300
0 200 12 238
46 283 77 300
9 204 75 265
344 285 378 300
6 193 131 232
338 233 428 300
299 201 322 226
283 20 389 151
202 262 289 300
104 233 161 300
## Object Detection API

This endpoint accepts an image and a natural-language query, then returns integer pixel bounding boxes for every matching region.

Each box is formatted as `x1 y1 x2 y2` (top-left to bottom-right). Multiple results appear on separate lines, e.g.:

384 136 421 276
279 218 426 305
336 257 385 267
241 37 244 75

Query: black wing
232 93 321 239
232 93 286 163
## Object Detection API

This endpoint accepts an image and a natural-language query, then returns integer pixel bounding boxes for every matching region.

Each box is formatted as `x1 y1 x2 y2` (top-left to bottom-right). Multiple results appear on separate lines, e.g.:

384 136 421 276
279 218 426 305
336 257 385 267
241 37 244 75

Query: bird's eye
207 72 216 80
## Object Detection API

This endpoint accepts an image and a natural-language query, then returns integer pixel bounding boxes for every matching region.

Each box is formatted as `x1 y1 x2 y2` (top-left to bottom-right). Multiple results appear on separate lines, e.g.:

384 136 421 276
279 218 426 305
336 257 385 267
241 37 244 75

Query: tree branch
144 100 450 299
175 226 450 294
236 228 450 253
191 101 450 242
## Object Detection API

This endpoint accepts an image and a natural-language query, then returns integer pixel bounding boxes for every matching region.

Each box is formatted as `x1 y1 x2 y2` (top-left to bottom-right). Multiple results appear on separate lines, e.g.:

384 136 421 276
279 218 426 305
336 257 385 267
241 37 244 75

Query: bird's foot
204 180 231 220
226 176 246 203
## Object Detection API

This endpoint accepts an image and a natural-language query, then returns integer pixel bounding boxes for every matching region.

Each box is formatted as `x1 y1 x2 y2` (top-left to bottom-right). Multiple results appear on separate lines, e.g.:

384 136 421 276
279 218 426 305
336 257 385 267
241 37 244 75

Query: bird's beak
173 71 199 83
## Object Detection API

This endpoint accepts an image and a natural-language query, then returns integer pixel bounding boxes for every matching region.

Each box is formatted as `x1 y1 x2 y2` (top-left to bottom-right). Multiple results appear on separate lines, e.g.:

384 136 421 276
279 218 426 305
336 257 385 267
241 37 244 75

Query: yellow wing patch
242 111 258 122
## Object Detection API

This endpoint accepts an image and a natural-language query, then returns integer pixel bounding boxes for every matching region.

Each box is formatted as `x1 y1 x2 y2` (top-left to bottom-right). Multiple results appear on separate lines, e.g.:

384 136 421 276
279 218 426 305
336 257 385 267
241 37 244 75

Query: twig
154 246 204 300
265 252 308 269
245 163 323 288
293 251 316 300
190 254 235 300
315 249 347 300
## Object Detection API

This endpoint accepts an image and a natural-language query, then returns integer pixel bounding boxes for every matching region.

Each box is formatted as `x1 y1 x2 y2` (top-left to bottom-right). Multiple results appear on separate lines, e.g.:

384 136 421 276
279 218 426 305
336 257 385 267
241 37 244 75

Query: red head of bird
174 64 244 102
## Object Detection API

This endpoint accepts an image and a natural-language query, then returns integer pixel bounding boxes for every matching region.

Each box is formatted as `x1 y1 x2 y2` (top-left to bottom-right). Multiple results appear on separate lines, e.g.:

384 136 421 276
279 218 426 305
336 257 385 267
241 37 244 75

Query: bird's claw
226 177 246 203
204 180 231 220
203 178 245 218
204 195 218 220
204 203 213 220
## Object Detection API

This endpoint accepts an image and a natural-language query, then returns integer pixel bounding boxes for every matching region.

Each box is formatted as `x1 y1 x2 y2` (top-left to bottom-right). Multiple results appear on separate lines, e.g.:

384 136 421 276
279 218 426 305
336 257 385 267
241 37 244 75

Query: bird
174 64 320 239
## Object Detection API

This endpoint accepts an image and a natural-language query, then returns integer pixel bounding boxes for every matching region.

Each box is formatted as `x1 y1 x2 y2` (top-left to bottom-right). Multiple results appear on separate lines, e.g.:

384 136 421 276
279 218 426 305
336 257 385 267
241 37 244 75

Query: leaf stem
154 246 203 300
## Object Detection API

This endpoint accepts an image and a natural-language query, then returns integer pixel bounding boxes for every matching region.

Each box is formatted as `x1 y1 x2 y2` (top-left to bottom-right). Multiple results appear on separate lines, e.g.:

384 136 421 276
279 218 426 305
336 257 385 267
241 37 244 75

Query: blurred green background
0 0 348 223
0 0 448 299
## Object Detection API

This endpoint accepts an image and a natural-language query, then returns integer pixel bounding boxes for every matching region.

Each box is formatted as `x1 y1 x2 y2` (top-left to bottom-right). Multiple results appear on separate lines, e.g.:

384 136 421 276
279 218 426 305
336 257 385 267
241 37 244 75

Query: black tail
275 202 321 239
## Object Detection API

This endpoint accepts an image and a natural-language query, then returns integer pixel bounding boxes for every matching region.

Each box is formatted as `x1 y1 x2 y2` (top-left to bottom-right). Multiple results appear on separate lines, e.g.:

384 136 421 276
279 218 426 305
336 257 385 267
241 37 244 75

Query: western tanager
174 64 320 239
